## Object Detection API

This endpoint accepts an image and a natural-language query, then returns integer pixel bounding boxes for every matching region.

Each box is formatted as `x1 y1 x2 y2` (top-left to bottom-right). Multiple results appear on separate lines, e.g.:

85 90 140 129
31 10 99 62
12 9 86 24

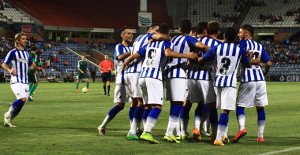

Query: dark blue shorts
101 73 112 82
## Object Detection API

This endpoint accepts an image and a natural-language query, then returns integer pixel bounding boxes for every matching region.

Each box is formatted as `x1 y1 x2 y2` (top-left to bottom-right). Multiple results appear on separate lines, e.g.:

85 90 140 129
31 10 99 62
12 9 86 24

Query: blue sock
133 107 144 121
9 99 25 119
144 108 161 132
195 104 203 118
204 104 210 112
129 107 136 124
236 106 245 118
257 109 265 121
148 108 161 119
143 109 150 121
217 113 229 140
180 106 190 119
257 109 266 137
218 113 229 126
170 104 182 117
107 105 124 118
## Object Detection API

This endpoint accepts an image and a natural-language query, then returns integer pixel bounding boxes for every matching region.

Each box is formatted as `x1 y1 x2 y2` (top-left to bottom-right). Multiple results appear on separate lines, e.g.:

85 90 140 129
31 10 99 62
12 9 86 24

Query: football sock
76 82 79 89
257 109 266 138
30 84 37 96
129 107 144 134
108 86 110 95
8 99 25 120
194 104 203 130
204 104 210 132
209 109 218 137
237 106 246 131
166 104 181 137
216 113 228 141
100 105 124 128
129 107 136 125
144 108 161 133
180 106 190 136
86 82 89 89
143 108 151 127
103 86 106 94
200 108 209 130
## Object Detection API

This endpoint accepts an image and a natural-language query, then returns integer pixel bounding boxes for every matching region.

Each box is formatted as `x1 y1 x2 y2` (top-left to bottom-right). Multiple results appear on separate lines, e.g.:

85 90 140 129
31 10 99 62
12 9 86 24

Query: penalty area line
259 147 300 155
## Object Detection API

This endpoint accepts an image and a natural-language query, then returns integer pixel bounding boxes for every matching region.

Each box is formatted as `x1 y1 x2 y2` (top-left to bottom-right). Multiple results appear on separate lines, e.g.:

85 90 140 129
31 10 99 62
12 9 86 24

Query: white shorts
214 87 236 111
183 85 190 101
187 79 216 104
237 81 268 108
114 84 129 103
11 83 29 101
125 73 142 98
165 78 187 102
139 78 163 105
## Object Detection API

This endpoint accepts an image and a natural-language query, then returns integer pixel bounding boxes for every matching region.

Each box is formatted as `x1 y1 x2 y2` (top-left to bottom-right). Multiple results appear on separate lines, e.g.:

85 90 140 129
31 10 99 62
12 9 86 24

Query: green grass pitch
0 82 299 154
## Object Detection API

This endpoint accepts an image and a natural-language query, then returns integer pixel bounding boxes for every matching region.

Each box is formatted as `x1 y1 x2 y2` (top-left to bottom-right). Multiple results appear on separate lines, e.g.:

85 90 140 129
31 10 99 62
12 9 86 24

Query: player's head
148 23 160 33
31 46 38 53
81 55 85 60
178 19 192 34
224 27 236 43
120 26 133 44
207 21 220 36
196 22 208 36
189 26 197 37
238 24 254 40
104 54 109 60
158 23 169 35
14 33 27 48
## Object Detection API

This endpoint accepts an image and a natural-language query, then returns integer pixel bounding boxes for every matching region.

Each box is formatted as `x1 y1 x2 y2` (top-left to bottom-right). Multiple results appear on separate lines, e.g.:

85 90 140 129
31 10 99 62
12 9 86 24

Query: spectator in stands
46 58 51 68
64 59 69 66
91 67 96 82
0 71 5 83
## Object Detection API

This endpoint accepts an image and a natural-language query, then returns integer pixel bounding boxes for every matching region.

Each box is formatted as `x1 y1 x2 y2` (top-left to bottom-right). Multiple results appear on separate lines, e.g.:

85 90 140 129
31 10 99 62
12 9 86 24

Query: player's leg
107 74 112 95
128 98 144 138
129 98 138 125
76 73 81 92
256 106 265 142
85 72 90 91
255 81 268 142
180 99 192 139
102 74 107 95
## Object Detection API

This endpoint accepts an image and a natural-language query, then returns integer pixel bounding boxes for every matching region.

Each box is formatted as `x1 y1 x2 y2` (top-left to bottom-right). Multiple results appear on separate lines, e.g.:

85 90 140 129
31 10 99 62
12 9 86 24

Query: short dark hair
196 22 208 34
120 26 129 35
31 46 38 51
178 19 192 34
224 27 237 42
190 26 196 34
159 23 169 34
207 21 220 35
148 23 160 29
105 54 109 56
240 24 254 36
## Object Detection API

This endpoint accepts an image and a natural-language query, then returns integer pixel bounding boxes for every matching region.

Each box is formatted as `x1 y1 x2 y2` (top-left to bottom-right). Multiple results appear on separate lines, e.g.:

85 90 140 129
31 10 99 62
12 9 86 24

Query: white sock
99 115 113 129
216 124 227 141
258 120 265 138
224 125 228 138
175 121 181 136
195 115 200 130
238 114 246 131
166 115 177 136
129 118 138 134
144 117 157 133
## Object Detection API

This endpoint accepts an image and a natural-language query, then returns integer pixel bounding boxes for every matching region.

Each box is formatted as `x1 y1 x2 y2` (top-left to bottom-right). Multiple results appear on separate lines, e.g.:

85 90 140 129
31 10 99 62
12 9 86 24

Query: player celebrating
28 46 41 101
164 19 209 143
198 27 251 146
76 55 90 92
99 54 114 96
97 27 133 136
122 23 198 143
1 33 43 127
231 24 271 143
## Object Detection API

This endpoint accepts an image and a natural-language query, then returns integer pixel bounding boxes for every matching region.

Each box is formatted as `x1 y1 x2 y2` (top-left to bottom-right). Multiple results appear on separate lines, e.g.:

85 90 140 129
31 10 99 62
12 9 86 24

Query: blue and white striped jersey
4 48 32 84
164 35 198 79
138 40 171 81
114 43 132 84
203 43 249 87
186 37 221 80
127 33 154 73
239 39 270 82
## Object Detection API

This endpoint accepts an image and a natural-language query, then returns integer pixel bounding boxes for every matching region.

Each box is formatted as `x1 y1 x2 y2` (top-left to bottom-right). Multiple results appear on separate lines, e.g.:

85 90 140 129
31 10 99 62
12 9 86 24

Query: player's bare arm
122 52 141 71
78 67 84 73
165 48 198 59
86 68 90 76
30 63 43 73
152 33 171 41
1 62 17 76
117 51 131 61
99 66 103 73
195 42 210 52
263 61 271 76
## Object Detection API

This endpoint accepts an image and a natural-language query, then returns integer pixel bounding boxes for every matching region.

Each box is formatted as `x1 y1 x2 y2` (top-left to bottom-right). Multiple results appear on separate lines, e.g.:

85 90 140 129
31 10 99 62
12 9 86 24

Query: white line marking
0 101 12 105
259 147 300 155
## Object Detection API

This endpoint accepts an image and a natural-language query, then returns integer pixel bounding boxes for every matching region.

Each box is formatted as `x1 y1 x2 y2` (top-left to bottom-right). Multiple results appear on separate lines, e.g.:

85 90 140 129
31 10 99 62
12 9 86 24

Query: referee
99 54 114 96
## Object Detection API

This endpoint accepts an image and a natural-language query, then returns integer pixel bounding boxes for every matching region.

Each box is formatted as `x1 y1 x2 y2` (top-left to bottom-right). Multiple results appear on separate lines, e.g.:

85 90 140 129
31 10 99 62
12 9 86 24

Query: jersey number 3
220 57 231 75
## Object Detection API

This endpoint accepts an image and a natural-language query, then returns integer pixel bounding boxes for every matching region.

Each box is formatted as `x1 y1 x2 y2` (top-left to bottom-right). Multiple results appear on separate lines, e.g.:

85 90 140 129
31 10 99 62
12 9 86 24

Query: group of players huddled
97 19 271 145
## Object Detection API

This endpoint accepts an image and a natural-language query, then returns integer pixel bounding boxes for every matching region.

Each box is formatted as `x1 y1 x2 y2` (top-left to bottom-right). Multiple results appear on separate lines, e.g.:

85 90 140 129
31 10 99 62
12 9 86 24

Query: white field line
259 147 300 155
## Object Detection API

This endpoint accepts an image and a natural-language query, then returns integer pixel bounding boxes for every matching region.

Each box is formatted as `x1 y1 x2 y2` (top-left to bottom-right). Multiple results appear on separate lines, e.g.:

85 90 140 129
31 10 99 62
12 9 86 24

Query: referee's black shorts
101 73 112 82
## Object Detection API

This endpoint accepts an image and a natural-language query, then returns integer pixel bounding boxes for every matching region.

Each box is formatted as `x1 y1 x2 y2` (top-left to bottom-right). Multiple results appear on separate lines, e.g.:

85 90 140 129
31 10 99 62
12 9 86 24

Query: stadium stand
0 2 34 24
243 0 300 27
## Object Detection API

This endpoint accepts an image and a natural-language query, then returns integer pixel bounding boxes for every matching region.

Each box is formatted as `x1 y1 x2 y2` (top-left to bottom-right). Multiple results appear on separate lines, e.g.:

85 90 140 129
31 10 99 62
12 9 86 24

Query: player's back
127 33 154 73
209 42 247 87
139 40 171 81
165 35 198 79
239 39 270 82
114 43 132 84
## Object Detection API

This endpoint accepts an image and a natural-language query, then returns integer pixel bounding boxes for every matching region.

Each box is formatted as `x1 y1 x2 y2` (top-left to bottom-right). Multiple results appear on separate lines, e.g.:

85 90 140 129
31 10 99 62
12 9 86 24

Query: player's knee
20 97 27 103
35 82 38 86
117 103 125 109
256 106 264 111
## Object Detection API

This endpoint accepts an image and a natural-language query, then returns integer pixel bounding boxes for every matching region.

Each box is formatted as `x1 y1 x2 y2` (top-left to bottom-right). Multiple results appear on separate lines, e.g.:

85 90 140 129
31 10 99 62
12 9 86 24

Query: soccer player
183 21 221 142
231 24 271 143
122 23 198 143
97 27 133 136
198 27 251 146
1 33 43 127
76 55 90 92
99 54 114 96
28 46 41 101
164 19 209 143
